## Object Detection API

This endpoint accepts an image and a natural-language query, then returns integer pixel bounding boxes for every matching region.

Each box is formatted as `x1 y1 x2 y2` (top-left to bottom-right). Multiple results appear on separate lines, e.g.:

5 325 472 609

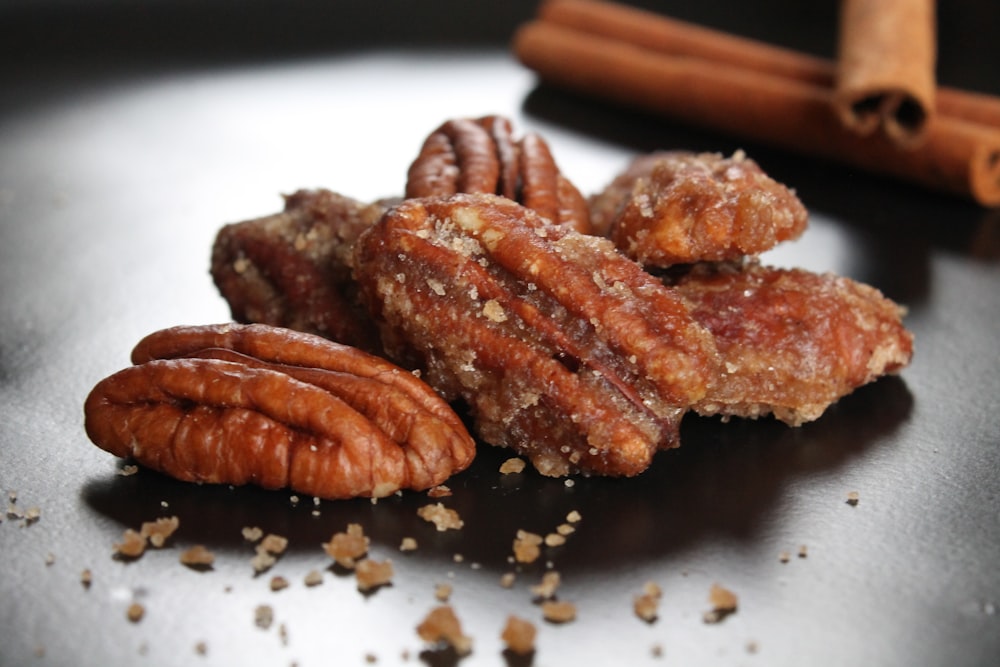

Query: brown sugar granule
846 491 860 506
499 458 526 475
400 537 418 552
180 545 215 568
141 516 179 548
541 600 577 624
323 523 370 569
530 571 561 600
242 526 264 542
500 615 537 656
427 485 452 499
356 558 394 592
80 569 93 588
303 570 324 587
634 582 663 622
512 530 543 564
416 605 472 656
566 510 582 524
254 604 274 630
114 529 147 559
703 583 738 624
270 575 290 592
126 602 145 623
417 503 464 532
499 572 516 589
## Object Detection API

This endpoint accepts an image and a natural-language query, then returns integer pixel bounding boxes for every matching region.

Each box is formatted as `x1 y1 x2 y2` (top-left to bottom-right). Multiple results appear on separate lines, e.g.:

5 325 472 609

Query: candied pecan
406 115 593 234
590 151 808 265
84 323 476 499
353 193 720 477
673 261 914 425
210 189 391 352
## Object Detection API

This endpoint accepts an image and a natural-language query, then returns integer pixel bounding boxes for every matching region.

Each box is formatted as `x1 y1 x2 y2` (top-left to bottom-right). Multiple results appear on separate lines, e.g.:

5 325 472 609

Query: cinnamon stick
834 0 936 145
534 0 1000 132
512 20 1000 206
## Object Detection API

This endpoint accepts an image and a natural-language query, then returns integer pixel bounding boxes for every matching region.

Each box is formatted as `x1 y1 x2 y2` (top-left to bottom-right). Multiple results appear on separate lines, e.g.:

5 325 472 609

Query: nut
83 323 476 499
406 115 593 234
353 193 720 477
211 189 391 352
589 150 808 265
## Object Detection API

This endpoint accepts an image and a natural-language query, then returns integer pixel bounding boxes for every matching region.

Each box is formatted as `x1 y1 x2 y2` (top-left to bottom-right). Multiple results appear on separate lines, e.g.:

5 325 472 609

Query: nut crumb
304 570 324 587
435 583 453 602
634 582 663 622
194 641 208 656
500 615 536 655
141 516 179 548
270 575 290 592
180 545 215 568
242 526 264 542
779 551 791 563
566 510 582 524
113 529 147 559
323 523 369 569
530 571 560 600
400 537 418 552
251 534 288 573
260 534 288 555
254 604 274 630
80 569 92 588
703 583 738 624
126 602 145 623
427 485 452 498
499 458 526 474
499 572 516 588
117 464 139 477
417 503 464 531
541 600 577 623
356 558 394 592
798 544 809 558
846 491 860 506
544 532 566 547
555 523 575 536
651 643 664 658
45 552 55 566
512 530 543 564
416 605 472 656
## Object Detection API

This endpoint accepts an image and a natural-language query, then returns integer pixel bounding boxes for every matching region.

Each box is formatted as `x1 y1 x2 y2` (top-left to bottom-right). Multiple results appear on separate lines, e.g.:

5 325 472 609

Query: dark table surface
2 2 999 666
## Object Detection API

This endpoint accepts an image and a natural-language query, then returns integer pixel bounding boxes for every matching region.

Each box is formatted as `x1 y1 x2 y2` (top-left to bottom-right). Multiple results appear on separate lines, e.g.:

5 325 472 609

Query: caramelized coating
353 193 720 477
210 189 390 352
673 261 914 425
406 115 593 234
590 151 808 265
84 323 476 499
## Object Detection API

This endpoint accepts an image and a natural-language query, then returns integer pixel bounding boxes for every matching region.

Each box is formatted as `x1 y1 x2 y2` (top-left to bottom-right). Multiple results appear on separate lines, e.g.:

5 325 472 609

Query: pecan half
84 323 476 499
210 189 392 352
673 260 914 425
589 151 808 265
406 116 593 234
353 193 720 477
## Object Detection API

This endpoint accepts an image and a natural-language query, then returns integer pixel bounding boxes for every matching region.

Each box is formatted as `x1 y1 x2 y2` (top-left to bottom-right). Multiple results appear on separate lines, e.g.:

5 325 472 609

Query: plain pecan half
589 151 808 265
211 189 393 352
405 115 593 234
84 323 476 499
353 193 720 477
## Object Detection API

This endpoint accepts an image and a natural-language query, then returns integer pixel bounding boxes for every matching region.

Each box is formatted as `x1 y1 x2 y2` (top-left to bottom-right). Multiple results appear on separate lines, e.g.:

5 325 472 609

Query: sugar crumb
500 615 536 656
179 545 215 568
323 523 370 569
416 605 472 656
703 583 738 624
417 503 464 531
499 458 526 475
356 558 394 592
541 600 577 623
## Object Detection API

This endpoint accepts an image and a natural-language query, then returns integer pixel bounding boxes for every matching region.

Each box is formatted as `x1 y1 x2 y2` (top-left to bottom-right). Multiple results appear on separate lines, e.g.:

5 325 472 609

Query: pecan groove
84 323 476 499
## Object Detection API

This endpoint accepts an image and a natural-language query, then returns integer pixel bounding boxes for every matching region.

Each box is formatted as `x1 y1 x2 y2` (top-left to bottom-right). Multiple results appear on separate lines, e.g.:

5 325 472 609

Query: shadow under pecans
80 374 912 573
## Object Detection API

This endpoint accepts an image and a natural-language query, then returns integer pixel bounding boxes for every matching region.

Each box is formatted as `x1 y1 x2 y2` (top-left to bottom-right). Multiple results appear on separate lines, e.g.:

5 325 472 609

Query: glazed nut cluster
84 115 913 497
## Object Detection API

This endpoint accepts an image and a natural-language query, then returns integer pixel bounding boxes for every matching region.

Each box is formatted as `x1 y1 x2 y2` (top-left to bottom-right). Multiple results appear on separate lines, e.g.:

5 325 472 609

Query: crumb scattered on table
417 503 464 531
500 615 536 655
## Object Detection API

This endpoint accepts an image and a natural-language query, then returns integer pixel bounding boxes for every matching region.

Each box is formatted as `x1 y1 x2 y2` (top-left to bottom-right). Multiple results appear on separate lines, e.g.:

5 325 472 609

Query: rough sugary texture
500 616 537 655
674 261 914 425
590 151 808 266
353 193 720 477
113 529 147 559
416 605 473 656
179 545 215 567
140 516 179 548
355 558 394 592
512 530 543 564
211 189 390 352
